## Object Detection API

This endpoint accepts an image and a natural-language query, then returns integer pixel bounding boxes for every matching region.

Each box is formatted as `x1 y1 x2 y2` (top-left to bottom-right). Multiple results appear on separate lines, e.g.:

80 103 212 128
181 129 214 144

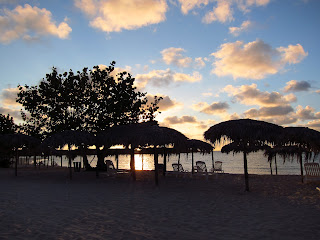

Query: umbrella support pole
243 151 249 191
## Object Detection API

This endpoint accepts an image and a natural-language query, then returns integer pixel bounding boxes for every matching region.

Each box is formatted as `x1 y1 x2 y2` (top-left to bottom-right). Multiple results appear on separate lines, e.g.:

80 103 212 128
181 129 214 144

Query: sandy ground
0 167 320 240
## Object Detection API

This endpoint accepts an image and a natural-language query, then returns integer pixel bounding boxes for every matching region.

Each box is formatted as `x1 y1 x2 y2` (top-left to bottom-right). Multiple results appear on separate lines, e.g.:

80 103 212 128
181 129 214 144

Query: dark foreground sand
0 167 319 240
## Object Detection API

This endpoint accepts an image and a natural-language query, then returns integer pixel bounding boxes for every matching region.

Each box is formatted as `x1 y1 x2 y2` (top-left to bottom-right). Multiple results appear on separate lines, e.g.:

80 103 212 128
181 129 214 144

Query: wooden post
116 154 119 170
163 148 166 176
191 149 194 175
68 145 72 180
60 155 63 167
15 149 18 177
299 154 303 183
141 154 144 171
130 145 136 181
211 151 215 172
243 151 249 192
154 147 159 186
275 155 278 175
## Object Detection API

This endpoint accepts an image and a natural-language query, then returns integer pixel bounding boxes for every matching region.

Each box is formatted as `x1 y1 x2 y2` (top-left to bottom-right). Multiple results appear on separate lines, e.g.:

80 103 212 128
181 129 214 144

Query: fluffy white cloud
192 101 229 115
161 48 206 69
0 107 21 121
161 48 192 68
0 4 71 44
223 84 296 107
211 39 307 80
244 105 294 118
202 0 270 24
178 0 209 14
296 105 320 120
0 87 21 107
74 0 167 32
146 93 182 111
229 20 252 36
236 0 270 12
202 0 233 23
135 69 202 88
278 44 308 64
163 115 197 124
283 80 311 92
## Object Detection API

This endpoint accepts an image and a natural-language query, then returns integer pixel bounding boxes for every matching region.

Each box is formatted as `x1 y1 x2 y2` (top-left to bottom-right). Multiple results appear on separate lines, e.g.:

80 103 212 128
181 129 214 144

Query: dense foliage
17 62 161 138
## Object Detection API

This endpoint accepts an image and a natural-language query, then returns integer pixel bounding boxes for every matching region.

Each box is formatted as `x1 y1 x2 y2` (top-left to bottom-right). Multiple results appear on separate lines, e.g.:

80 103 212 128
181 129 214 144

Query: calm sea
38 151 320 175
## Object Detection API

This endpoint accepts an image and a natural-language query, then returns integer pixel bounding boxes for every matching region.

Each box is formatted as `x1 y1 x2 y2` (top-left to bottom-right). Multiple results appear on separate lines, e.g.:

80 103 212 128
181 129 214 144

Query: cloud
202 0 233 23
192 101 229 114
283 80 311 92
278 44 308 64
161 47 206 69
0 107 22 121
211 39 307 80
74 0 167 32
135 69 202 88
146 94 182 111
236 0 270 12
163 115 197 124
178 0 209 14
0 4 71 44
244 105 294 118
296 105 320 120
223 84 296 107
161 48 192 68
307 120 320 130
229 20 252 36
0 87 21 107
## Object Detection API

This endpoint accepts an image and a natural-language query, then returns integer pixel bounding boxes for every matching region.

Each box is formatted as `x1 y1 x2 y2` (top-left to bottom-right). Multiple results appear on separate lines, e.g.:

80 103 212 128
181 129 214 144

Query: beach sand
0 167 319 240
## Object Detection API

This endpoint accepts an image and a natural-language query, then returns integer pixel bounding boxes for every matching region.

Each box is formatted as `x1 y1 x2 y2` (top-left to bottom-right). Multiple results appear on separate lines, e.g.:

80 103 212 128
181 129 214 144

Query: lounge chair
168 163 190 178
194 161 208 180
304 163 320 183
100 160 117 177
212 161 224 173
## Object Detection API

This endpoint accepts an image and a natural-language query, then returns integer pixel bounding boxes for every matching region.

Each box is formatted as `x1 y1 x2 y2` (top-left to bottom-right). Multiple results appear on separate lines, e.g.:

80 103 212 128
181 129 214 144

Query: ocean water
30 151 320 175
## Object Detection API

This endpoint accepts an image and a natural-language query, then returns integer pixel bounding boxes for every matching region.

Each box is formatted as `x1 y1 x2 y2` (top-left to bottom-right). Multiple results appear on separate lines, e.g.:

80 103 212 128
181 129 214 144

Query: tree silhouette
0 114 16 134
17 62 161 169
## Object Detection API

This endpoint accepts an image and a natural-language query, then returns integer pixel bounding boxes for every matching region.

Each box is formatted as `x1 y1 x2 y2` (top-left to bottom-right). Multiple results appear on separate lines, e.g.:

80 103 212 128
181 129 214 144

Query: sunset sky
0 0 319 141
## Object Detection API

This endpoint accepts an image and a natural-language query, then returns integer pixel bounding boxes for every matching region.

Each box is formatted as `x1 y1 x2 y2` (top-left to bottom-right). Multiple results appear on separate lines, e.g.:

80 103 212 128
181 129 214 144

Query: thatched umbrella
280 127 320 182
42 130 94 179
97 121 188 185
0 133 40 176
204 119 283 191
187 139 213 174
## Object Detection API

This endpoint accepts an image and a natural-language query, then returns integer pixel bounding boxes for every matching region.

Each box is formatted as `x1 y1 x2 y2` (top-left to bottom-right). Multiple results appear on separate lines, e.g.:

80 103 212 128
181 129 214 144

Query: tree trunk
96 145 105 170
60 155 63 167
211 151 215 172
243 151 249 191
191 149 194 175
299 154 303 183
15 149 18 177
116 154 119 170
269 158 273 175
163 148 166 176
80 146 91 170
275 155 278 175
34 154 37 168
68 145 72 180
130 145 136 181
154 147 159 186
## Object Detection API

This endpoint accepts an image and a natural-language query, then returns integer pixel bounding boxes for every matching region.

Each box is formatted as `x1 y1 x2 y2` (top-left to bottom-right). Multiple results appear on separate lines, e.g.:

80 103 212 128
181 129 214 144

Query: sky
0 0 320 141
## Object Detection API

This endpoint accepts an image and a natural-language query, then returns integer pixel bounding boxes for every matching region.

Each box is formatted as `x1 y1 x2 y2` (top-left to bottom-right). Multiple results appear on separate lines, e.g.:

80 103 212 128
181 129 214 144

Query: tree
0 114 16 134
17 62 161 169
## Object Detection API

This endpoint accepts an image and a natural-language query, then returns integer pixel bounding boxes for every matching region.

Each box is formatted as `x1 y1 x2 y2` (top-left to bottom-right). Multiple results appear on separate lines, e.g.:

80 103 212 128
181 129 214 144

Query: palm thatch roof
97 121 188 149
187 139 213 154
221 141 271 154
204 119 283 146
43 130 95 149
0 133 40 151
281 127 320 152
